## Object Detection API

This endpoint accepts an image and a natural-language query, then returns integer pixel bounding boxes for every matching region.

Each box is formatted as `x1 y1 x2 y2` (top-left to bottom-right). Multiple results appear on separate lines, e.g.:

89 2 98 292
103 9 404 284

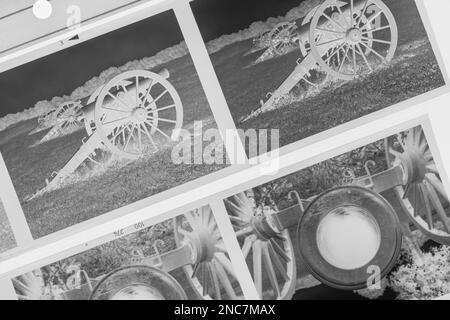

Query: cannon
247 21 299 61
13 206 242 300
27 69 183 200
244 0 396 120
37 101 85 143
225 126 450 299
28 108 58 136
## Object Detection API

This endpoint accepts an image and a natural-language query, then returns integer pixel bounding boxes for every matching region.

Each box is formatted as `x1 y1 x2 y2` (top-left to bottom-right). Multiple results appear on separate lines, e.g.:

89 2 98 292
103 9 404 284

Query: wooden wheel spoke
356 43 372 72
268 241 289 282
350 0 355 27
102 116 130 126
139 79 154 108
426 173 448 201
242 235 256 259
252 240 263 298
215 243 228 254
235 226 253 238
136 124 143 151
364 10 383 29
322 12 346 32
144 120 171 140
338 44 351 72
356 0 370 26
229 215 247 224
426 163 439 175
123 124 136 151
110 122 131 141
107 92 132 111
210 262 222 300
153 104 176 113
148 116 177 124
361 36 391 45
269 238 290 263
325 42 346 64
262 242 280 297
419 183 434 230
361 24 390 34
184 211 200 230
215 252 235 278
315 36 346 48
359 41 386 63
225 199 251 219
213 260 237 300
425 180 450 233
316 28 345 35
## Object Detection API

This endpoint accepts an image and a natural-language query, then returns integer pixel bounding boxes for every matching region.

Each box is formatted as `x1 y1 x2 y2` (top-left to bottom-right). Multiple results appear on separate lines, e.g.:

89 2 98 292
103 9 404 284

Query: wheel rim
385 126 450 245
269 22 298 55
174 206 242 300
297 186 402 290
94 70 183 159
225 192 297 300
55 101 83 132
89 265 187 300
309 0 398 81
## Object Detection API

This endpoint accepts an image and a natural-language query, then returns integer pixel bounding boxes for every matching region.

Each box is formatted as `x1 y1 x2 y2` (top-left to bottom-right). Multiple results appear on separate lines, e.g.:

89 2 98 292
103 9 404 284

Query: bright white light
316 206 381 270
33 0 53 20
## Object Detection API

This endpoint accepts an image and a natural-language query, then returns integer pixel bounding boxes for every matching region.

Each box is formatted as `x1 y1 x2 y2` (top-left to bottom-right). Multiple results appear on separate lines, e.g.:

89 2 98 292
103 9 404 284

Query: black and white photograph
12 205 243 300
0 9 227 239
0 199 16 257
192 0 447 154
224 123 450 300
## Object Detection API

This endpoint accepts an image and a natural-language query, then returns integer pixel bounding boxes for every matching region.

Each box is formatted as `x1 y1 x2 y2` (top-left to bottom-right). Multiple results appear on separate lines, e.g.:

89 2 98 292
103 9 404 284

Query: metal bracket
149 240 165 269
342 168 357 185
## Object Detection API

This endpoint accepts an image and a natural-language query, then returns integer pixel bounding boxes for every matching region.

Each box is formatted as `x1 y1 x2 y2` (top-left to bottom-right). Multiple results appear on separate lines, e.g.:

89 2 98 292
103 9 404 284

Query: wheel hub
347 28 362 44
395 149 427 185
251 215 281 241
189 230 216 264
131 107 148 123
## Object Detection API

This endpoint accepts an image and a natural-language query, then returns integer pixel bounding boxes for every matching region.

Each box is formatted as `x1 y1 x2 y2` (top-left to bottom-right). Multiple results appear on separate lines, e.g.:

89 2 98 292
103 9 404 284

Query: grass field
210 0 446 151
0 200 15 254
0 54 227 239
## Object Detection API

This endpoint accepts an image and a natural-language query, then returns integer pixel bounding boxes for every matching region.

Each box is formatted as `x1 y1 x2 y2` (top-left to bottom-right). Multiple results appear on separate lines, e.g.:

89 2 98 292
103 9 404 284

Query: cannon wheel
385 126 450 245
225 192 297 300
309 0 398 81
174 206 242 300
268 22 298 55
55 101 83 131
94 70 183 159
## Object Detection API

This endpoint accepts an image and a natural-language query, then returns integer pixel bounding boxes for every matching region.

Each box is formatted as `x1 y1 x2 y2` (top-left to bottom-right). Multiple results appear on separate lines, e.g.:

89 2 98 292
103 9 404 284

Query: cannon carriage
14 206 242 300
225 126 450 299
27 69 184 200
245 0 395 120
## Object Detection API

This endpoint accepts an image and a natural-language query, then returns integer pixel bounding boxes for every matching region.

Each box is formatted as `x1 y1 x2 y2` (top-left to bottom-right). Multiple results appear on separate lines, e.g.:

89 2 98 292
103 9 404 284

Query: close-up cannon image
191 0 446 153
0 10 225 238
224 124 450 300
12 206 243 300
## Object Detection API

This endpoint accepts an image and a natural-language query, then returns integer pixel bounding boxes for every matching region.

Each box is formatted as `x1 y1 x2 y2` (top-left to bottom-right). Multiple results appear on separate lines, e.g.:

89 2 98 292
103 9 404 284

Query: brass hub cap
131 107 148 123
347 28 362 44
